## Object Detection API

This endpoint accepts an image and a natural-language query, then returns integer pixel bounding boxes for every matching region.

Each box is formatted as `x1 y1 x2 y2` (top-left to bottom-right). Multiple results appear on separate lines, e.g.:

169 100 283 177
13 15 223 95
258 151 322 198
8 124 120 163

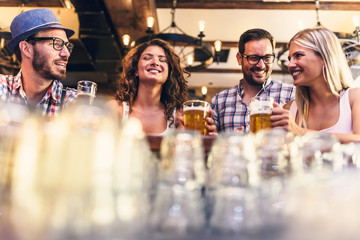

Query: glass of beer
77 80 97 105
183 100 210 135
249 95 273 133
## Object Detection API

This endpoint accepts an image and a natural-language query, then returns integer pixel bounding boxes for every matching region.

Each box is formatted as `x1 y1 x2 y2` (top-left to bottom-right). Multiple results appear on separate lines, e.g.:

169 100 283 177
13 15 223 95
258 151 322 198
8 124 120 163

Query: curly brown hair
115 38 189 126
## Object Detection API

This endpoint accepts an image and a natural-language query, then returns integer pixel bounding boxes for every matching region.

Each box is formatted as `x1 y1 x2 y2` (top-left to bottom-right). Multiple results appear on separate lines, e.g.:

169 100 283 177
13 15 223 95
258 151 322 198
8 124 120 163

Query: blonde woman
271 27 360 143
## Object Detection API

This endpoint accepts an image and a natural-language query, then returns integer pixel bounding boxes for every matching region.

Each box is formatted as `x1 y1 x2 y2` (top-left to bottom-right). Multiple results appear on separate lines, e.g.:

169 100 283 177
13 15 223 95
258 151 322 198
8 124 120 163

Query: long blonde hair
288 27 353 128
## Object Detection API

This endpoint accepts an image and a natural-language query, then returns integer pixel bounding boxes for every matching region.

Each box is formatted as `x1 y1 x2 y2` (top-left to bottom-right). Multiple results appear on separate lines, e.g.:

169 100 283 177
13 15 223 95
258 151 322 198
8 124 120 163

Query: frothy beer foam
183 106 209 112
249 98 273 115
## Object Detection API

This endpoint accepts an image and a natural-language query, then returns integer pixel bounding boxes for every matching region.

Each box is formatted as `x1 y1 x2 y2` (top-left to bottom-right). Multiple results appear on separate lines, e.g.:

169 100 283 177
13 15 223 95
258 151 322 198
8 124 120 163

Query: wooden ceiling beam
155 0 360 11
206 41 286 48
196 68 289 74
0 0 63 7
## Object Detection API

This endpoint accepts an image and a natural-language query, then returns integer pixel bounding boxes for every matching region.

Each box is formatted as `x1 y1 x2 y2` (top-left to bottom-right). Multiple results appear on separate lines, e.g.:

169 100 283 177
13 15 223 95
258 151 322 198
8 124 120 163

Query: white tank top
122 102 175 136
289 89 352 134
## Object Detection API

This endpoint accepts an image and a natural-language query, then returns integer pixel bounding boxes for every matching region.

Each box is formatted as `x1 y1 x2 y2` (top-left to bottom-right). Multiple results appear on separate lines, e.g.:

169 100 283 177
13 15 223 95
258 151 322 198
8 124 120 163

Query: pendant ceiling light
134 0 215 72
277 0 360 75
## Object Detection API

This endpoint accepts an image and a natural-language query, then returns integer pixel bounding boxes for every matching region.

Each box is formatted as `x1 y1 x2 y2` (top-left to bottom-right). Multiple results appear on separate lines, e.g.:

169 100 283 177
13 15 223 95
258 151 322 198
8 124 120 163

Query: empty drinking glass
255 129 294 179
159 130 205 186
148 184 205 237
7 99 156 240
205 132 260 235
337 142 360 169
0 102 29 239
294 132 342 172
209 186 263 236
207 132 257 188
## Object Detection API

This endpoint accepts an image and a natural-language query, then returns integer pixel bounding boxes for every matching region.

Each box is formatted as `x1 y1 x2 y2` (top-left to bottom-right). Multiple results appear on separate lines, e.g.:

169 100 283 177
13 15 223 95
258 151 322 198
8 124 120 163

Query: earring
322 65 327 81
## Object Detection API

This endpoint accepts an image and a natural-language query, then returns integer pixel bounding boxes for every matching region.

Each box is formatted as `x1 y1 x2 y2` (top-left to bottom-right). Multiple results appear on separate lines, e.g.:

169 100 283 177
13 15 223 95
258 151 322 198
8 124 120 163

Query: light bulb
122 34 130 46
64 0 72 9
187 55 194 66
199 20 205 32
0 38 4 49
353 16 359 28
201 86 208 96
147 17 154 28
214 40 222 52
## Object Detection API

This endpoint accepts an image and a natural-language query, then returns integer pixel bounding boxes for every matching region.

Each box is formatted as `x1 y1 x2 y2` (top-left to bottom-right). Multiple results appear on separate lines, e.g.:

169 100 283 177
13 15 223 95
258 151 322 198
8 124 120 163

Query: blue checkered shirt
211 78 295 133
0 70 77 118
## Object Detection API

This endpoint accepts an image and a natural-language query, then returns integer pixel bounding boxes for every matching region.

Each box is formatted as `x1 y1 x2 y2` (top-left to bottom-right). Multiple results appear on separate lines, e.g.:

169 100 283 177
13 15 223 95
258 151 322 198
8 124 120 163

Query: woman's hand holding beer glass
270 102 305 135
204 109 217 135
181 100 217 136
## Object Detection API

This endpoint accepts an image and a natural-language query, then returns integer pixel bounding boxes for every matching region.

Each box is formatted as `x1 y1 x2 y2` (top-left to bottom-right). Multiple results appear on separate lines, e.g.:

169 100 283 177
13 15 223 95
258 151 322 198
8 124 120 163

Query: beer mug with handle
249 95 273 133
77 80 97 105
159 130 205 186
183 100 210 135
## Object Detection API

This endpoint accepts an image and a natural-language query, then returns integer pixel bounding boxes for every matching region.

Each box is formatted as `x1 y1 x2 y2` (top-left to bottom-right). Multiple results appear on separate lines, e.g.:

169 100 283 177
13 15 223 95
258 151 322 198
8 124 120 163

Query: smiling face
136 45 169 84
237 39 274 86
31 29 71 81
288 42 324 87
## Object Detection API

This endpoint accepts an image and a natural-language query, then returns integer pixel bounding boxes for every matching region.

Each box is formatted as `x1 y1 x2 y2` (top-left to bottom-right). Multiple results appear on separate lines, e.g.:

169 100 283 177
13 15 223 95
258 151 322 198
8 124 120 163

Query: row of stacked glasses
1 97 360 240
0 98 157 240
205 129 360 240
152 128 360 240
149 130 206 239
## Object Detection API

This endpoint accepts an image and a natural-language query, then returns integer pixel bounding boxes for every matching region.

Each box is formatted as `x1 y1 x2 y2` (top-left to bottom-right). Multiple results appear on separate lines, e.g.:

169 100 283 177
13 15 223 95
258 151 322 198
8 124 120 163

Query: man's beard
32 49 67 81
243 66 271 86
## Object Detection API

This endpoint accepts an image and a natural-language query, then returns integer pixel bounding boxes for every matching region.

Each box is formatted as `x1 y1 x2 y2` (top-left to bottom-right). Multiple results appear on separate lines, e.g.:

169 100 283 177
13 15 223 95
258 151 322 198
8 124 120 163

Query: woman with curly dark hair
107 38 216 135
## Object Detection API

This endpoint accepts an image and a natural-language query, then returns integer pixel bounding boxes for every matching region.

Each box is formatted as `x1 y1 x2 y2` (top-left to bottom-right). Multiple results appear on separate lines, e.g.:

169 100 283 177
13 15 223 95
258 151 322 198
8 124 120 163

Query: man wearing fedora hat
0 8 77 118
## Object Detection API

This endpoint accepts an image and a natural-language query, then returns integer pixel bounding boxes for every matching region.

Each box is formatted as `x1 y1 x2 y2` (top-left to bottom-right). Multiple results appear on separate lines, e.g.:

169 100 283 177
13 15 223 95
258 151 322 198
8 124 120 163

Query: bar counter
146 134 217 157
2 105 360 240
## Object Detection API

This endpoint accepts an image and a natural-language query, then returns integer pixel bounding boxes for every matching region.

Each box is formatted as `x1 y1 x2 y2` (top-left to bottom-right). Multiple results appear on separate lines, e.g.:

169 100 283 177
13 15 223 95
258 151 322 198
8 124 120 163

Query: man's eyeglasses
242 54 275 65
26 37 74 54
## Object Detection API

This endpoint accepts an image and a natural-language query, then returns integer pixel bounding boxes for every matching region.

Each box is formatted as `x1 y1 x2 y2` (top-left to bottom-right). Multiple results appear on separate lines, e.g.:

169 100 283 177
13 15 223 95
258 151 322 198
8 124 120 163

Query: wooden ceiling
1 0 359 42
1 0 359 85
154 0 360 11
1 0 359 10
103 0 159 46
0 0 64 7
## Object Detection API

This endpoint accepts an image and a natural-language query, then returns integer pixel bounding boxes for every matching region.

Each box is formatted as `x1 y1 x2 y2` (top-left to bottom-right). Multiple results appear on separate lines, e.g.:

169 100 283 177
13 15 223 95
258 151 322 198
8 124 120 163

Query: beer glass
295 132 342 172
249 95 273 133
255 129 294 179
77 80 97 105
183 100 210 135
207 132 257 188
159 130 205 186
210 186 261 234
148 184 205 236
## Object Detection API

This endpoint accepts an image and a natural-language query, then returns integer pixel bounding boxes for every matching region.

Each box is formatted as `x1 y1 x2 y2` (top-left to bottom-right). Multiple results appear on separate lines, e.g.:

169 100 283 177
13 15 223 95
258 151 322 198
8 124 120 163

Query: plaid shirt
211 78 295 133
0 71 77 118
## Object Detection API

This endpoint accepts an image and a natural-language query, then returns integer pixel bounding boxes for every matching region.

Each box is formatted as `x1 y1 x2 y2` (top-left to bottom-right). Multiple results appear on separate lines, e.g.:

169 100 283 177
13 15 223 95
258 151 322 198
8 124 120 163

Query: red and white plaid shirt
0 70 77 119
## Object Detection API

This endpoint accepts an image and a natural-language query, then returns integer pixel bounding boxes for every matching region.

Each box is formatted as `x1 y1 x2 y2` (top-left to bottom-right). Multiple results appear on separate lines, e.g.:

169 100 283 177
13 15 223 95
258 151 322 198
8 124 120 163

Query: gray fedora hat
8 8 75 53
